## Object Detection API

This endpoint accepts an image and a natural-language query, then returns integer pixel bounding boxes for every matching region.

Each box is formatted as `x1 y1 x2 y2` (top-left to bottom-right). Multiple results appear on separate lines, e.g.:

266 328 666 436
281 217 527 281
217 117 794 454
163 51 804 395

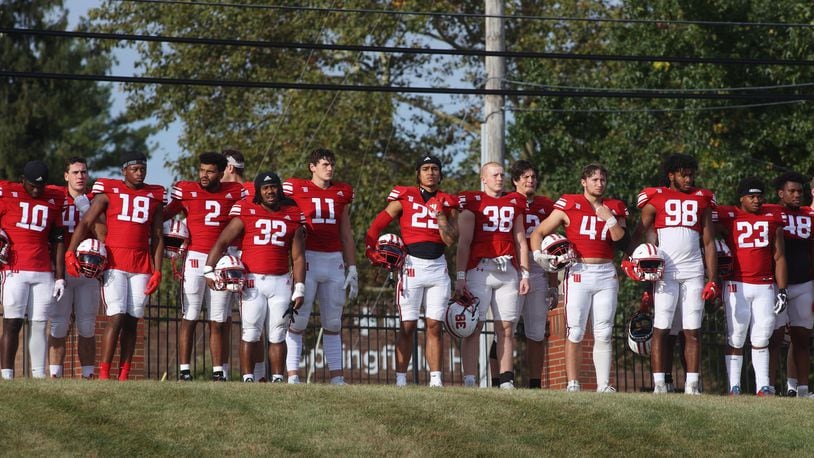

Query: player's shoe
684 381 701 395
428 379 443 388
653 382 668 394
729 385 741 396
288 375 301 385
787 388 798 397
330 376 346 386
179 371 192 382
243 377 255 383
566 380 581 393
500 381 515 390
271 376 284 383
82 374 95 381
597 385 616 393
211 371 226 382
757 386 774 397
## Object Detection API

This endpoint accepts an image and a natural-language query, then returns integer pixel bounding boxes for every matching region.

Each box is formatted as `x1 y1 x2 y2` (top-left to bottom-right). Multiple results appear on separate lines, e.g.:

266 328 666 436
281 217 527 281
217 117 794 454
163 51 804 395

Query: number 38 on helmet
444 291 480 339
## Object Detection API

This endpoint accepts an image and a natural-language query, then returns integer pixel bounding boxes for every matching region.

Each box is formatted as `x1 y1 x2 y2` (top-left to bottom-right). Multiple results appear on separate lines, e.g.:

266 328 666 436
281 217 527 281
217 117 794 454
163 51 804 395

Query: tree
0 0 152 180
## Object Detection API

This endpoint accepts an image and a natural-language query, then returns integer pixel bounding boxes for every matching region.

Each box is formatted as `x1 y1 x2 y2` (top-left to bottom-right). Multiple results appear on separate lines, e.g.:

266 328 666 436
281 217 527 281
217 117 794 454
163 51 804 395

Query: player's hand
144 270 161 295
203 265 219 290
425 196 443 219
640 290 653 313
65 251 81 278
545 286 559 310
290 282 305 308
344 265 358 301
595 204 618 228
701 281 720 300
365 246 386 267
774 288 788 315
74 194 91 213
493 255 512 272
52 279 65 301
283 302 299 325
621 258 640 281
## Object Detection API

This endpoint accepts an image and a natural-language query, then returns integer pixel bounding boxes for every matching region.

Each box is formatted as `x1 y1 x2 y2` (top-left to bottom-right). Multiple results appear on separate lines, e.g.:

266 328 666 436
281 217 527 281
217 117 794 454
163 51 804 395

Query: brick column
543 306 597 390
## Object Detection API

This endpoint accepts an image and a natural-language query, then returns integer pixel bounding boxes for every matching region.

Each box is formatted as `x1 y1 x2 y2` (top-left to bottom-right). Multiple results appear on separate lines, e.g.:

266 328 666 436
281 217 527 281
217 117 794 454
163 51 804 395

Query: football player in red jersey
65 151 165 381
164 152 246 381
455 162 530 389
365 155 458 387
48 157 99 379
283 149 356 385
0 161 66 379
530 164 628 393
632 154 717 395
714 177 787 396
205 171 306 383
509 160 558 389
765 172 813 397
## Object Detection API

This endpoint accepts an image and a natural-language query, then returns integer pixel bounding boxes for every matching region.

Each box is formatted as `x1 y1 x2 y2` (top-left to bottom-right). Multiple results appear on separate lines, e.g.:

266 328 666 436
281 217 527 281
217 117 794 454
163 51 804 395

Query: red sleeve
366 211 394 249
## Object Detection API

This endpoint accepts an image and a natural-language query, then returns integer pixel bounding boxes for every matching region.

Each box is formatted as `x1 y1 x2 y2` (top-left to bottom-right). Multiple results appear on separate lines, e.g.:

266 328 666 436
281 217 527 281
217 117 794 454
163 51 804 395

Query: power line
506 100 807 114
502 78 814 94
4 70 814 101
5 27 814 67
115 0 814 30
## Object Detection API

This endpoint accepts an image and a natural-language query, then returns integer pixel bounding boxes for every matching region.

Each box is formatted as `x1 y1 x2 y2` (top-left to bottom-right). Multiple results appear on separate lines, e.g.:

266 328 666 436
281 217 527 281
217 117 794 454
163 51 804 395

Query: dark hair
661 154 698 186
510 160 537 183
737 177 765 197
771 171 808 191
308 148 336 167
65 156 87 172
199 152 227 172
222 149 245 177
580 163 607 180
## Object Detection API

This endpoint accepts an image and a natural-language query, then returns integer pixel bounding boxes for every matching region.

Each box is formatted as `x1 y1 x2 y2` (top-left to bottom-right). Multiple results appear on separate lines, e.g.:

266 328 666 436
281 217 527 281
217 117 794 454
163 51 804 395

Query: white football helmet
444 291 480 339
214 255 246 292
628 243 665 282
0 229 9 264
376 233 406 271
628 310 653 356
538 234 576 272
163 219 189 259
715 239 734 279
76 238 108 279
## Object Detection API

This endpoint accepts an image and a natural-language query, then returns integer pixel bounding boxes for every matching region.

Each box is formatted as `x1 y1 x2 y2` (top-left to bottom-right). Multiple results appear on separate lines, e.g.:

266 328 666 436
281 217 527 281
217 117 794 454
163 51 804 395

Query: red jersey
387 186 458 246
229 200 305 275
91 178 164 273
0 183 65 272
458 191 525 269
282 178 354 252
168 181 245 253
47 186 93 248
637 187 716 232
713 205 784 284
513 192 555 241
554 194 628 260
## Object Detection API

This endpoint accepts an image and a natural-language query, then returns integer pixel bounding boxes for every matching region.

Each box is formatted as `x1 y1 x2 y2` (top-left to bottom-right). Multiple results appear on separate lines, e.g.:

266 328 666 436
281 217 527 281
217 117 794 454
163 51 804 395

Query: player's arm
291 226 306 309
366 201 401 246
701 207 717 280
529 209 567 252
438 208 458 246
51 227 65 281
773 226 788 290
163 198 185 221
149 202 165 273
454 209 475 294
205 217 244 268
629 204 656 254
512 212 530 295
339 205 356 267
596 204 626 242
68 193 109 252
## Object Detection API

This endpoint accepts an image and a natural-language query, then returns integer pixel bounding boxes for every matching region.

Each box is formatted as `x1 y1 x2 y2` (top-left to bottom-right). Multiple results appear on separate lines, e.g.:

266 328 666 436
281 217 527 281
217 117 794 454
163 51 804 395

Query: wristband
203 265 214 274
604 215 618 229
294 282 306 297
456 271 466 281
521 270 530 279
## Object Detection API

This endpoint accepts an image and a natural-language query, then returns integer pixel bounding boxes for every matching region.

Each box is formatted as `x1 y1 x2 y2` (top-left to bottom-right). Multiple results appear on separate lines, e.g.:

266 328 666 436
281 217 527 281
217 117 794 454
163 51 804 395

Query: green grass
0 381 811 456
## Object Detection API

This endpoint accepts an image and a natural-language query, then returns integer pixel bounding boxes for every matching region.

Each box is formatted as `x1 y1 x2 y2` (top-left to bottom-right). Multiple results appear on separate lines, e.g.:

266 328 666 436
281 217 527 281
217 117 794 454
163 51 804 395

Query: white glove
774 288 788 315
545 286 559 310
203 265 219 288
533 250 558 272
493 255 513 272
74 194 91 214
344 265 358 301
52 279 66 301
291 282 306 302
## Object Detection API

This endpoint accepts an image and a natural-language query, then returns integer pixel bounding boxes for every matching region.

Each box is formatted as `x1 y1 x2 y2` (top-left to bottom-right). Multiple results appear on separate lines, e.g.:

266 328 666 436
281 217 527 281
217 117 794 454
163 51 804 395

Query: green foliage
0 0 152 180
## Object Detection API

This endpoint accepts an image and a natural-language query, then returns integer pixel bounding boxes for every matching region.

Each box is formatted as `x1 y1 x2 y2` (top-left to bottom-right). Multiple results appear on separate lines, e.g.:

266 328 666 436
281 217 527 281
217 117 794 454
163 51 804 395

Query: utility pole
482 0 505 167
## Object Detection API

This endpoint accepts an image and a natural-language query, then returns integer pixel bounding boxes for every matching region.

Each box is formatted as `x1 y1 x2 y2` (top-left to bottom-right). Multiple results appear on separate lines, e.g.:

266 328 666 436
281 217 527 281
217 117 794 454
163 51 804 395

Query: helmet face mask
539 234 576 272
214 255 246 292
630 243 665 282
163 220 190 260
444 292 480 338
0 229 9 264
376 234 406 271
76 238 108 279
627 311 653 356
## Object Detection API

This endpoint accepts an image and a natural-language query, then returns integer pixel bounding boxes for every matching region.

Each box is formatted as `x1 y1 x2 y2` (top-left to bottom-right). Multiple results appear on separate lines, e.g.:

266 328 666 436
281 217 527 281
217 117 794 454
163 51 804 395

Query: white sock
29 321 47 379
286 332 303 373
180 364 191 372
213 365 224 374
253 362 266 381
464 375 476 387
50 365 63 378
396 372 407 386
653 372 665 385
222 363 230 380
592 339 612 389
752 348 770 391
81 366 94 378
243 374 254 382
725 354 743 389
686 372 699 384
323 333 343 372
1 369 13 380
430 371 442 383
788 377 799 390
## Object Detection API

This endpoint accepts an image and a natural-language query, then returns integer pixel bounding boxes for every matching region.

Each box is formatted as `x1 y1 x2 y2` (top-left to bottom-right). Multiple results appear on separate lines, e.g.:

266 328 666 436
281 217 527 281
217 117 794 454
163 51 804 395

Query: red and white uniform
0 183 65 321
283 178 354 334
388 186 458 322
638 186 716 330
458 191 525 322
50 186 100 340
554 194 627 345
91 178 164 318
168 181 245 322
766 204 814 329
714 205 784 349
516 193 555 342
230 200 305 343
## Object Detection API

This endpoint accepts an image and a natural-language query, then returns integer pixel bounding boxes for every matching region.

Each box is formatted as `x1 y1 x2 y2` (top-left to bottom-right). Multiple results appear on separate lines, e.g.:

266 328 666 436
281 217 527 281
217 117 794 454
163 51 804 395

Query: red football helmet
715 239 734 279
376 233 406 271
76 238 108 279
445 291 480 338
623 243 665 282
